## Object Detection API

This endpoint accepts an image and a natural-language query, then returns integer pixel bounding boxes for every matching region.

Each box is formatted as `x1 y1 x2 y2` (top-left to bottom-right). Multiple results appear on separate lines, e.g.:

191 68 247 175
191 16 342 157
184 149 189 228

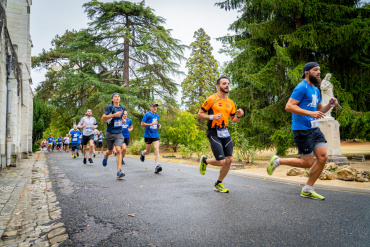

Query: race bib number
122 124 128 129
217 128 230 138
150 118 158 129
72 138 77 141
114 119 122 127
310 118 319 128
85 127 92 134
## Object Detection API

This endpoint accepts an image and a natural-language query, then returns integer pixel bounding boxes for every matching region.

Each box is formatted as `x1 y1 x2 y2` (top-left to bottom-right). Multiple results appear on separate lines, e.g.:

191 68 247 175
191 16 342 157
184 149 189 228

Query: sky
30 0 238 99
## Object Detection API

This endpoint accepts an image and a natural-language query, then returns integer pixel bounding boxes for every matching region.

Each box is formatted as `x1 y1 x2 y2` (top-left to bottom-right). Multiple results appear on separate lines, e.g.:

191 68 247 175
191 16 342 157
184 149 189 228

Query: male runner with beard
267 62 338 200
198 76 244 193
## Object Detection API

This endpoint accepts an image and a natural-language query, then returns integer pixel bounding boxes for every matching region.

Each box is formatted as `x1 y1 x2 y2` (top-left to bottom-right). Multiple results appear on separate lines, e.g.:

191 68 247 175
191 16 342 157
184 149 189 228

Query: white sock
155 163 160 167
303 185 313 192
275 157 280 165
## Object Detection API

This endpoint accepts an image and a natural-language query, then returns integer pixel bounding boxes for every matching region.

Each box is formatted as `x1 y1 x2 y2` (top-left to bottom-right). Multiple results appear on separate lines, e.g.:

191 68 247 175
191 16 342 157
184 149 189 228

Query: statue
320 73 334 119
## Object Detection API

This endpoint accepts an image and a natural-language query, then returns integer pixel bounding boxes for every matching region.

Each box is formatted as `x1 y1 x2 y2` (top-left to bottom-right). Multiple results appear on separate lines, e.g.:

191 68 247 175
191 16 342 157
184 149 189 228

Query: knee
317 153 328 164
301 159 314 168
225 157 233 164
154 148 159 153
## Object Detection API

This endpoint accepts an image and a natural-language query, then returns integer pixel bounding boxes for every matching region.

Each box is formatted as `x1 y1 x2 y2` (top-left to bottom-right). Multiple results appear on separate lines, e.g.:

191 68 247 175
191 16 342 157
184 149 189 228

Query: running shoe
117 170 125 178
83 158 87 164
89 158 93 163
76 152 79 157
122 159 125 165
73 155 76 159
93 153 96 158
155 165 162 173
199 155 207 175
267 154 279 175
140 151 145 162
214 183 229 193
300 189 325 200
102 157 107 167
71 154 73 158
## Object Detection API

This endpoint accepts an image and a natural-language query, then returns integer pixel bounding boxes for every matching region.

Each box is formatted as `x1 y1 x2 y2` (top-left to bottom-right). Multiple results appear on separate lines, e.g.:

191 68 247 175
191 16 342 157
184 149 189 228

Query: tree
216 0 370 154
32 96 54 145
181 28 218 114
32 29 120 130
83 0 186 108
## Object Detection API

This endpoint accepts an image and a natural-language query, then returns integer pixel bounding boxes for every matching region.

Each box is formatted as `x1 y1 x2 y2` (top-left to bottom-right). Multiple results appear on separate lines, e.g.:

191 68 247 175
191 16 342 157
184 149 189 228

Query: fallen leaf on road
178 169 180 171
264 178 266 180
145 168 148 169
139 185 143 188
87 225 90 227
45 189 50 191
29 189 33 191
282 212 286 214
24 176 28 178
128 214 135 217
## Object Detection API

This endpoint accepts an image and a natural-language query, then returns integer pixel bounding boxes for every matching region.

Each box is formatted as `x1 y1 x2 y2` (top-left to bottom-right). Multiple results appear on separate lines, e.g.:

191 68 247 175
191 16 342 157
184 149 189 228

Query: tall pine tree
181 28 218 114
83 0 186 109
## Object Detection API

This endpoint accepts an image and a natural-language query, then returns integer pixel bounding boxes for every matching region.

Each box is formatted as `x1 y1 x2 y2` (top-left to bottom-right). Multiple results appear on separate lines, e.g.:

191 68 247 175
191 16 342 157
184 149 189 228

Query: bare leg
143 143 151 155
83 145 87 158
89 140 94 158
121 143 127 159
306 146 328 186
115 146 122 172
152 141 160 163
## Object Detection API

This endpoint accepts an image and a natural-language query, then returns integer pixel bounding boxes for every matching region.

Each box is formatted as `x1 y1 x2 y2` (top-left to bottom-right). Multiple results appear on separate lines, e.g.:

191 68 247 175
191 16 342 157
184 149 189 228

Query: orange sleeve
201 97 212 112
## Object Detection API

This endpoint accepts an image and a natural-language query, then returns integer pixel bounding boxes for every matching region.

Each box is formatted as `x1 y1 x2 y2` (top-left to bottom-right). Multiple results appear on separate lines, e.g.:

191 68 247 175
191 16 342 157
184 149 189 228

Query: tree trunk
123 37 130 87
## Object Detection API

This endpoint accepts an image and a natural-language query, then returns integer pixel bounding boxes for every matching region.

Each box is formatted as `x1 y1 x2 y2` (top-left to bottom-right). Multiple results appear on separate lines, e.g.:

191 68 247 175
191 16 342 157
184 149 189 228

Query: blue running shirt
142 112 159 138
122 118 132 138
104 104 125 133
69 129 82 143
290 80 322 130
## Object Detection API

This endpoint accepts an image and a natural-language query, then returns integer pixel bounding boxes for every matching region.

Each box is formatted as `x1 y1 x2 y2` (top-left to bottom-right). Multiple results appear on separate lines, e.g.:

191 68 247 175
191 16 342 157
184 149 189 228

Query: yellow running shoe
199 155 208 175
214 183 229 193
300 189 325 200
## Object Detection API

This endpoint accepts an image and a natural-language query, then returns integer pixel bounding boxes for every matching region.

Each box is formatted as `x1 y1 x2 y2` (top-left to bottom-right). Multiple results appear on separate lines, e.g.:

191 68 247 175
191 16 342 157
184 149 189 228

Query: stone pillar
319 119 350 166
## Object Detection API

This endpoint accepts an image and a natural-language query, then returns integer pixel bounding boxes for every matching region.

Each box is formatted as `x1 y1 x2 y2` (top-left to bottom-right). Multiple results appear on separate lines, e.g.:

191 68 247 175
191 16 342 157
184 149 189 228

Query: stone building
0 0 33 169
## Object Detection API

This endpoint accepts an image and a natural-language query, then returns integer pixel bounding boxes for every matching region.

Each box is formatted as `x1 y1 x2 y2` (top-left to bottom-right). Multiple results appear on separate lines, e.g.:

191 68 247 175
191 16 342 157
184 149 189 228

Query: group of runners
45 62 337 200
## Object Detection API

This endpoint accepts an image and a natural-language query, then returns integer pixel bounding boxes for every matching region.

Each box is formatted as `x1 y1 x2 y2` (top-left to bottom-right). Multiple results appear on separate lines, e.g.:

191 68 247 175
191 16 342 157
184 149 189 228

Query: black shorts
97 142 103 148
83 135 94 145
293 128 327 156
207 131 233 161
145 137 159 144
123 137 130 146
71 143 80 151
94 141 97 146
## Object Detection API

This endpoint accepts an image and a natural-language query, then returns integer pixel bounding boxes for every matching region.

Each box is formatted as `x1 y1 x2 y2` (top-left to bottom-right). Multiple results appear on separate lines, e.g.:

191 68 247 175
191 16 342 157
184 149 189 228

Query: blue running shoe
102 157 108 167
117 170 125 178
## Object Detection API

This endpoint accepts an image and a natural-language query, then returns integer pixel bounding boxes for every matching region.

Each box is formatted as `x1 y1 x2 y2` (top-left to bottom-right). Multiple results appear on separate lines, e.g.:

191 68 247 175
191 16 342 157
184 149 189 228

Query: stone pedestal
319 118 350 166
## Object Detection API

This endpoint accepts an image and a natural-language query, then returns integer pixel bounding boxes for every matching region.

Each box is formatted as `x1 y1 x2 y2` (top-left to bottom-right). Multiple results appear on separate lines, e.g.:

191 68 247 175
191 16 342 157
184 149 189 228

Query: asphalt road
45 151 370 247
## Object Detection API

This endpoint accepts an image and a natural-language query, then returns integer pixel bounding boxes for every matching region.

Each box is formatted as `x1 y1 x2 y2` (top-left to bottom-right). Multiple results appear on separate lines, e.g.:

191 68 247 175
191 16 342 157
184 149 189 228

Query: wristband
209 115 214 120
114 113 116 117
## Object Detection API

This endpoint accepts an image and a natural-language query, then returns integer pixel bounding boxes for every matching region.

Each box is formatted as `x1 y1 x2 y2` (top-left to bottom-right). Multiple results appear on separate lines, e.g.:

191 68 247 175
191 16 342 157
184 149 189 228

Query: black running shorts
97 141 103 148
207 131 233 161
293 128 327 156
145 138 159 144
123 137 130 146
82 134 94 145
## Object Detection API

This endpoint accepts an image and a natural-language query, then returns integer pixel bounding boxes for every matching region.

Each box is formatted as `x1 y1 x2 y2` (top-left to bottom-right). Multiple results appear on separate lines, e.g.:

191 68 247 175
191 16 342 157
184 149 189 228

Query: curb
228 170 370 195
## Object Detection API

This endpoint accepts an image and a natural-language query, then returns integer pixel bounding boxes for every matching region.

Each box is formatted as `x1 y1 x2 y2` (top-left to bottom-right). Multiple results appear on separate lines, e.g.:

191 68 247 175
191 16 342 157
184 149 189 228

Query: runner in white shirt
77 109 98 164
93 129 100 157
63 134 70 152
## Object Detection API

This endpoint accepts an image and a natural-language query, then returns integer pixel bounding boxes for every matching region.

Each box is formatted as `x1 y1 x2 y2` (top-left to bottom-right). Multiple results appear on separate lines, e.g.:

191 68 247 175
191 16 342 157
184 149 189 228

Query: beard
220 87 229 94
309 74 322 87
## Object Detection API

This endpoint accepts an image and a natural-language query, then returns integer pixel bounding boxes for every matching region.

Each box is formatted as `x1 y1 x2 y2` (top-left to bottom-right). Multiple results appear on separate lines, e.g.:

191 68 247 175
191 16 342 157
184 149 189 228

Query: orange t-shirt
201 93 236 129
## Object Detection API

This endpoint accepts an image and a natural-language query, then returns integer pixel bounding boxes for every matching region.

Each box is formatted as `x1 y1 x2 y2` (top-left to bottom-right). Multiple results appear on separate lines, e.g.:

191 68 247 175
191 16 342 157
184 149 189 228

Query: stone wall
0 0 33 169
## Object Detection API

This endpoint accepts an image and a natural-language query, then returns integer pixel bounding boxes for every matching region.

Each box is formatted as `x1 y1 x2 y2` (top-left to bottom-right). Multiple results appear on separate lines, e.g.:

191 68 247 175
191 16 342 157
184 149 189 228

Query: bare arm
318 98 338 113
230 109 244 123
197 109 222 120
141 122 154 127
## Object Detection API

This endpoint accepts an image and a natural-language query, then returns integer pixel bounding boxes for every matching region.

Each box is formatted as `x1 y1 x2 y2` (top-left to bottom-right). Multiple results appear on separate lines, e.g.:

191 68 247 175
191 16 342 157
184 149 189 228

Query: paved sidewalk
0 152 68 247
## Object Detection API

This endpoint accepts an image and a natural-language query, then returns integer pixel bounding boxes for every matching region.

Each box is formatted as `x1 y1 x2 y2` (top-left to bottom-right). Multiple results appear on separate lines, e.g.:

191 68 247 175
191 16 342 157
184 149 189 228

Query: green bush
127 138 154 155
32 144 39 153
270 127 295 156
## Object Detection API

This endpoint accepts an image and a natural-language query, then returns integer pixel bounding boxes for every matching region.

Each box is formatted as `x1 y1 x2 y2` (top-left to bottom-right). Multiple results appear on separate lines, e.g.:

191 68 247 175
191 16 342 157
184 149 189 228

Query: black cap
301 62 320 79
150 103 158 107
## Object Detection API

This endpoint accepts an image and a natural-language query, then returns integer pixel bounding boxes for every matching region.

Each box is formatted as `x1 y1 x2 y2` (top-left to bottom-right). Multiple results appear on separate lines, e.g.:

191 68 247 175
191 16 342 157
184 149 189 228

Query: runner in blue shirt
267 62 338 200
69 125 82 159
140 103 162 173
47 135 53 152
101 93 125 178
52 138 56 152
97 130 104 154
57 136 63 152
121 111 133 165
